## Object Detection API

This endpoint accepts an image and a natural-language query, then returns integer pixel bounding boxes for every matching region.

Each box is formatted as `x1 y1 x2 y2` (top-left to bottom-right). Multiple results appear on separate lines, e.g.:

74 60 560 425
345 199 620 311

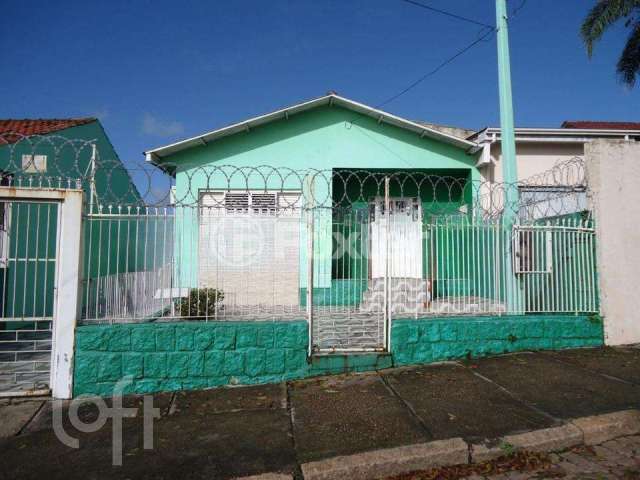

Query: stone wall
391 315 604 366
585 140 640 346
73 321 309 396
74 315 604 396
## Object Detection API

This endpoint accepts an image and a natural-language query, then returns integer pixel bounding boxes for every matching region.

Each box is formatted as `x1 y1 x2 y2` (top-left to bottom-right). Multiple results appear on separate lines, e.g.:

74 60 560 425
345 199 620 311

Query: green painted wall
73 314 603 397
0 121 141 206
391 315 603 366
0 121 142 318
74 321 310 396
161 106 480 289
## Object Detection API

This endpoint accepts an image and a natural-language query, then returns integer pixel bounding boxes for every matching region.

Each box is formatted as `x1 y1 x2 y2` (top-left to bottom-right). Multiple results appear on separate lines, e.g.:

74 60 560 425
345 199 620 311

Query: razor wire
0 131 590 222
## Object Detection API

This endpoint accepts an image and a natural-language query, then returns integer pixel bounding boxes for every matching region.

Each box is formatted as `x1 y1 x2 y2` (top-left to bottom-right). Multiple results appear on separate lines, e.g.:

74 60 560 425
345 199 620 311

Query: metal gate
0 200 59 396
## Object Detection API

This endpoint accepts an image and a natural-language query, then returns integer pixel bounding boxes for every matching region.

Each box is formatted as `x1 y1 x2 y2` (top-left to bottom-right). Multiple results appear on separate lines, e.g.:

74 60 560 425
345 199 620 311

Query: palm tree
581 0 640 86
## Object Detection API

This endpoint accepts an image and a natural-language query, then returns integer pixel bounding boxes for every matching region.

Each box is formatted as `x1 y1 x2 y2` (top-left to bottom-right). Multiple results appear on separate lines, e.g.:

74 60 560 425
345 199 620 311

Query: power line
510 0 527 18
375 26 496 109
399 0 494 30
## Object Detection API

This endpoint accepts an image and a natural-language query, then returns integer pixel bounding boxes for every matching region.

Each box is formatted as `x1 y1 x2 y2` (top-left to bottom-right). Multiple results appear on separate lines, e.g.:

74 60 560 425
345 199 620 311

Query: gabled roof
561 121 640 130
145 94 478 162
0 118 96 144
415 121 476 140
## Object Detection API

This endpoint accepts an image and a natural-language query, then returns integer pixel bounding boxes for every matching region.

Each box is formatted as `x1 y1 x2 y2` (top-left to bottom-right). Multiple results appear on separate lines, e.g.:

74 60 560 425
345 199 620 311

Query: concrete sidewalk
1 347 640 479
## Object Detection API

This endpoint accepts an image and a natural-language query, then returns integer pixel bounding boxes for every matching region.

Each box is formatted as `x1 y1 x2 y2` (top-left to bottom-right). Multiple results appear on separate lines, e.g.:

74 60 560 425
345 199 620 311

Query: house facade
69 97 604 398
145 95 485 331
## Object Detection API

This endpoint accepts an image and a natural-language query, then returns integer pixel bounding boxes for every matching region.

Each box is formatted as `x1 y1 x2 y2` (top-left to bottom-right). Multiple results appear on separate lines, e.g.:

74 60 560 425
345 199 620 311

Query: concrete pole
496 0 518 199
496 0 521 313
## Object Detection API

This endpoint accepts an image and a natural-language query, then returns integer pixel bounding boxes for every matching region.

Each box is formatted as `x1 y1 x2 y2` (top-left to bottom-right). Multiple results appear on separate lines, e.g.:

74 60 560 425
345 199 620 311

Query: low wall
73 315 604 397
391 315 603 366
74 321 309 397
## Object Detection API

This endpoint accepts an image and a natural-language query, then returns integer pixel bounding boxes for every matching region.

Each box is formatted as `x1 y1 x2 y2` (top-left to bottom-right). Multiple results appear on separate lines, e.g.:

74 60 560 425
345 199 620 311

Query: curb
295 409 640 480
502 424 584 453
301 438 468 480
570 410 640 446
233 474 293 480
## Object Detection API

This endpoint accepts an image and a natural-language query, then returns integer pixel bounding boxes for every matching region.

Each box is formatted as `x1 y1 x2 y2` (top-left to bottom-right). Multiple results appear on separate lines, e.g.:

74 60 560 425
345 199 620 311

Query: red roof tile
562 121 640 130
0 118 96 144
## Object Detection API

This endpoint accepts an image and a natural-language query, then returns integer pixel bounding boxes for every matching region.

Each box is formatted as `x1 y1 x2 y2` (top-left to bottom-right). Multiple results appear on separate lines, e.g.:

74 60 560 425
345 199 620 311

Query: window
21 154 47 173
250 193 277 215
200 191 300 217
224 193 249 214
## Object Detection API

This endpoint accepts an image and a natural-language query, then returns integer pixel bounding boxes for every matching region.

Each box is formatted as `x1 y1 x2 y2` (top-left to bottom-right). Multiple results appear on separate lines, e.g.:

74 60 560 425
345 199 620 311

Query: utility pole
496 0 518 201
496 0 521 313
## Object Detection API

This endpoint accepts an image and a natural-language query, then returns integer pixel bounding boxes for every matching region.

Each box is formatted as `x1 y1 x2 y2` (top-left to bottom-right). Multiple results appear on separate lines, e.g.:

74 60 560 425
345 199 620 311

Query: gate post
50 190 83 399
305 176 315 356
384 176 391 351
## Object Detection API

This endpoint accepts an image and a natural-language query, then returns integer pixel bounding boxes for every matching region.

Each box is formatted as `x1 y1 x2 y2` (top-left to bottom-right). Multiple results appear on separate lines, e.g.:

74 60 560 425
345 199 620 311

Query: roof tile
0 118 96 144
561 121 640 130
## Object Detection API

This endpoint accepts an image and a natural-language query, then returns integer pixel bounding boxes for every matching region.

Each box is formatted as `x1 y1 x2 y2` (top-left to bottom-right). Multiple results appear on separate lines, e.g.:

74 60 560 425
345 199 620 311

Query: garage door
198 190 302 317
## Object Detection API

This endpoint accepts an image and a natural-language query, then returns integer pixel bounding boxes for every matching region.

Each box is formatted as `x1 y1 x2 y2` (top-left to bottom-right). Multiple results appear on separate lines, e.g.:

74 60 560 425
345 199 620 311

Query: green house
67 96 601 398
0 118 142 319
144 94 491 333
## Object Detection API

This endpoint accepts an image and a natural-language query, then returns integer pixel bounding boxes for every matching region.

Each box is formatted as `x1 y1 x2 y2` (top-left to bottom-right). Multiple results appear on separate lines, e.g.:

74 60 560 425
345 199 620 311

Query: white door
370 197 422 279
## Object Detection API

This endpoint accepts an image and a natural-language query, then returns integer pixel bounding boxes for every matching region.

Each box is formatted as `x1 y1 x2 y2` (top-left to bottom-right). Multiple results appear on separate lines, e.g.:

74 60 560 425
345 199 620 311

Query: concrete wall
585 140 640 345
481 142 584 183
73 315 603 396
74 321 310 396
392 315 602 366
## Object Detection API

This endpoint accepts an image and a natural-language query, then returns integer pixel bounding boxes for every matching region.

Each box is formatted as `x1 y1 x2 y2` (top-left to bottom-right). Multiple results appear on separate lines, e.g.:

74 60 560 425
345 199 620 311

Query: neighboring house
468 121 640 184
0 118 142 318
0 118 141 206
468 122 640 221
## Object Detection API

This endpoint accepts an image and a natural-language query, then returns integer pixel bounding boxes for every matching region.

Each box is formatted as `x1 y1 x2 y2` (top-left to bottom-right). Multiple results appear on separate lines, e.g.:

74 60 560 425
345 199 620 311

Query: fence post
50 189 84 399
384 176 391 351
306 176 315 356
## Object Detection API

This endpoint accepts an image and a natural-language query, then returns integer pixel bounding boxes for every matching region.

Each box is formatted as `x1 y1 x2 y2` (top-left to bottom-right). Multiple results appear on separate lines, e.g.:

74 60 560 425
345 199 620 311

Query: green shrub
177 288 224 318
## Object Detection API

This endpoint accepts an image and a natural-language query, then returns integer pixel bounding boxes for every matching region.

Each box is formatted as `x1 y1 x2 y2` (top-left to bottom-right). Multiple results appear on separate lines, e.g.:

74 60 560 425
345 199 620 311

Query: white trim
472 127 640 142
144 94 477 162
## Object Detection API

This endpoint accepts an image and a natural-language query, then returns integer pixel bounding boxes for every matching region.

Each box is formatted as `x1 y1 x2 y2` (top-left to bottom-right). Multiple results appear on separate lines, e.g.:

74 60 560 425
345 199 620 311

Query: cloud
91 107 109 120
141 113 184 137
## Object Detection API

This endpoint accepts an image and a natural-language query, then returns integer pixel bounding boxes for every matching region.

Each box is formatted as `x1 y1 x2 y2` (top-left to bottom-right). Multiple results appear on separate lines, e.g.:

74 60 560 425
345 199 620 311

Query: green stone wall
391 315 604 366
73 315 604 397
73 321 309 396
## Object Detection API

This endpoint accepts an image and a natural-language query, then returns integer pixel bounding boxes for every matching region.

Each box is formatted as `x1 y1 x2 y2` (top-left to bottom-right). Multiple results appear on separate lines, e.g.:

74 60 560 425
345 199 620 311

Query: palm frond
617 20 640 86
581 0 640 57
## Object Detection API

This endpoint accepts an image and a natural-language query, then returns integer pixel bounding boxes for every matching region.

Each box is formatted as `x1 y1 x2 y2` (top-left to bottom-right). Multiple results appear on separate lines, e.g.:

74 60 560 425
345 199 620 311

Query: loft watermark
52 376 160 466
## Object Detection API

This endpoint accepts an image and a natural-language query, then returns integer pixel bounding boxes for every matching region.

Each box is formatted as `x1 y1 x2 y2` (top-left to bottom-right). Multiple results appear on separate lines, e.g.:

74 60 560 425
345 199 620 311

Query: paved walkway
1 347 640 479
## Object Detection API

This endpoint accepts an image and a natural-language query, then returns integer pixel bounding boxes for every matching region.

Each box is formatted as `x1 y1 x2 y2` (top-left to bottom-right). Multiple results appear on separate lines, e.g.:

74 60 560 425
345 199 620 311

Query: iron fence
0 130 598 357
77 164 597 353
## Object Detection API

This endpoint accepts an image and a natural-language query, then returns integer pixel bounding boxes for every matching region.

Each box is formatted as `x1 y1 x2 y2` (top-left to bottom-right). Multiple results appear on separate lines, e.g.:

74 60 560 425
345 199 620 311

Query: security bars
0 130 599 357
